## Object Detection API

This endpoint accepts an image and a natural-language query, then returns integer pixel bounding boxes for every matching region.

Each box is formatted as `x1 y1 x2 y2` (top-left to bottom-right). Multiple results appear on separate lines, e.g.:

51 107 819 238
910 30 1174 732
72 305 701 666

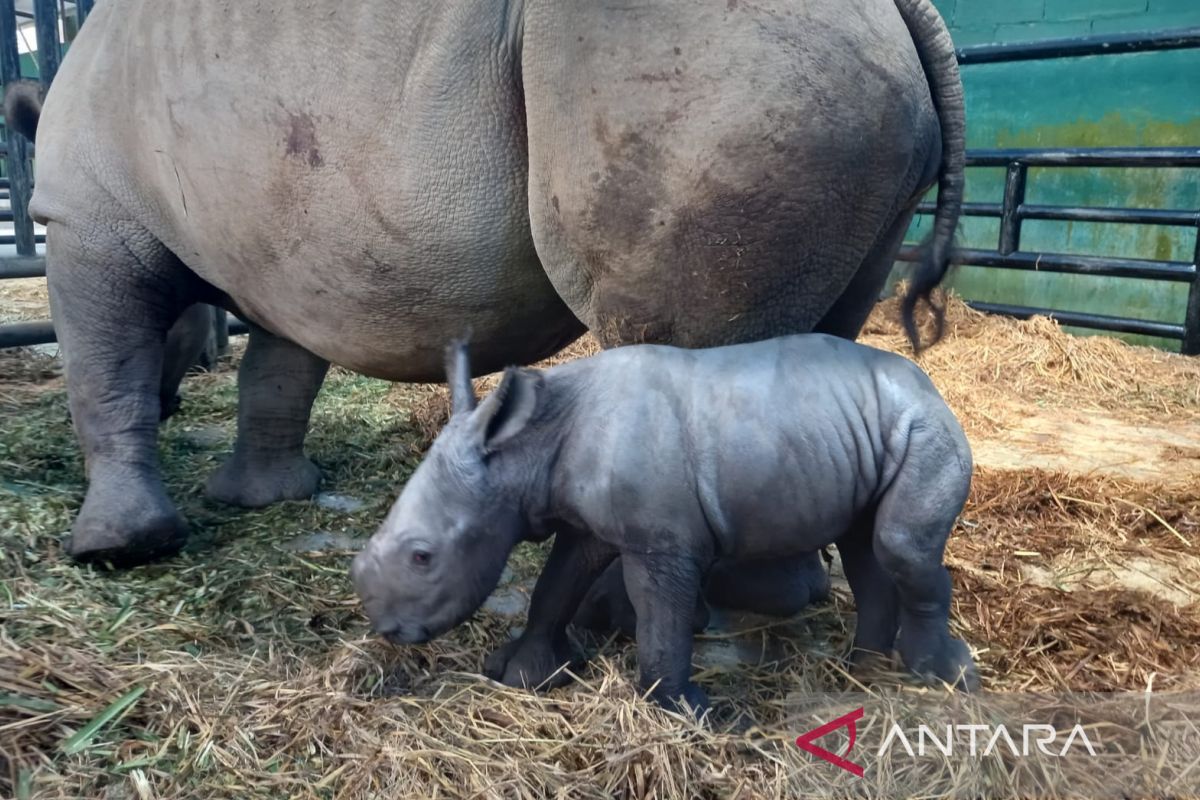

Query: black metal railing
898 147 1200 350
896 29 1200 355
0 0 230 352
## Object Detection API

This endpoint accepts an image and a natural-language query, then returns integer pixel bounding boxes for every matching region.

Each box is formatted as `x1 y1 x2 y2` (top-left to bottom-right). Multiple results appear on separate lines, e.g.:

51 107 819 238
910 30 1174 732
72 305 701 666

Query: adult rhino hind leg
46 220 199 564
205 326 328 508
158 303 215 421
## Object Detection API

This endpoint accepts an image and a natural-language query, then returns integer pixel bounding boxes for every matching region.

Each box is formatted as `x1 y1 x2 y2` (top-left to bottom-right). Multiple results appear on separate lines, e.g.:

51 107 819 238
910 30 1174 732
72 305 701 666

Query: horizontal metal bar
967 301 1185 340
0 234 46 245
915 200 1200 227
0 142 34 157
963 146 1200 168
958 27 1200 65
897 246 1197 282
0 319 55 348
0 255 45 278
1020 204 1200 226
914 201 1003 218
0 313 249 349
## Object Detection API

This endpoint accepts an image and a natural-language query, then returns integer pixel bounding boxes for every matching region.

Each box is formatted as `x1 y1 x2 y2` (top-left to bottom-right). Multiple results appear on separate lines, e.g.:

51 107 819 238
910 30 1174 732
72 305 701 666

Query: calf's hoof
206 452 321 507
66 487 188 565
651 681 710 718
483 633 575 690
901 636 979 692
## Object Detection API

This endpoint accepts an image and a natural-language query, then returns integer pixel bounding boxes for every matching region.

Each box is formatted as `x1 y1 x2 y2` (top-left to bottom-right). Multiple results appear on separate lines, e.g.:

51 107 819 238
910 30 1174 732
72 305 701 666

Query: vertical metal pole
60 0 78 43
1182 229 1200 356
76 0 94 26
997 162 1028 256
0 0 36 257
32 0 61 89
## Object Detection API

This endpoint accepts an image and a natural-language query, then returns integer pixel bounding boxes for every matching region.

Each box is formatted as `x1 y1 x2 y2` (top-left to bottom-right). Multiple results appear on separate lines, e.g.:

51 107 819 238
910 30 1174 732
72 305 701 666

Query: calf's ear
471 368 544 454
445 338 477 415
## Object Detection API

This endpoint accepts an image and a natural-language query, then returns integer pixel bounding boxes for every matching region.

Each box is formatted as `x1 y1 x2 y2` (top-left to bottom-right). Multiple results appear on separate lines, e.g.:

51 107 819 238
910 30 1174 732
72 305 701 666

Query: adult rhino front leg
46 220 201 564
206 326 328 507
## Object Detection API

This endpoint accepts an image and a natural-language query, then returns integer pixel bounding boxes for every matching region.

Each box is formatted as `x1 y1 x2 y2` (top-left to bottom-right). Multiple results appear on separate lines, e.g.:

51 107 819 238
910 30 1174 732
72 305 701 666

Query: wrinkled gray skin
353 337 977 711
24 0 963 566
572 549 833 639
5 81 211 422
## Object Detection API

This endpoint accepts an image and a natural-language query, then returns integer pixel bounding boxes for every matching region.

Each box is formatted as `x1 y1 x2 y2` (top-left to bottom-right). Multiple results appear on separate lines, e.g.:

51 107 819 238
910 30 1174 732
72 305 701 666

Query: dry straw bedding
1 295 1199 798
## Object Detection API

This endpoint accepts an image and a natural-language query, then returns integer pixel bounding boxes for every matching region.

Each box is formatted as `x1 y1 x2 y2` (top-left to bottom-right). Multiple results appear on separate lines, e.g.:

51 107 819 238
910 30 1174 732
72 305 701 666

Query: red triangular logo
795 707 865 777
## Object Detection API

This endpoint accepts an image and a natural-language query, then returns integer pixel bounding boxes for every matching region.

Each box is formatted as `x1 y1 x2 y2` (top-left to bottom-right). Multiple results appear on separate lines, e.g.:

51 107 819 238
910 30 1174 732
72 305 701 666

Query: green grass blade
60 685 146 755
0 693 61 713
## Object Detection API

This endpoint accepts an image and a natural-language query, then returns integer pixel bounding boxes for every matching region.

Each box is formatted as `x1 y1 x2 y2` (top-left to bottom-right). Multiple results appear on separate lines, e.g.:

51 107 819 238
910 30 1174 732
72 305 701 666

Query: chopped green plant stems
59 685 147 755
0 693 60 713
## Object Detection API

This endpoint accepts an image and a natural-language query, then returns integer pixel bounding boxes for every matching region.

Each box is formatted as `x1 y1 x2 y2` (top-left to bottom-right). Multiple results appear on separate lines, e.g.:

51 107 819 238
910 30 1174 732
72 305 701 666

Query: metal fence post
998 162 1027 256
32 0 60 88
1183 229 1200 356
0 0 36 258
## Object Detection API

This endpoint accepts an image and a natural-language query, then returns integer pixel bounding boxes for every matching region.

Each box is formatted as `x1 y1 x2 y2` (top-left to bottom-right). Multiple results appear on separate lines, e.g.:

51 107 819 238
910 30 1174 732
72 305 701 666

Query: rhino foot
67 473 188 565
652 681 710 719
899 633 979 692
206 452 321 508
483 632 576 691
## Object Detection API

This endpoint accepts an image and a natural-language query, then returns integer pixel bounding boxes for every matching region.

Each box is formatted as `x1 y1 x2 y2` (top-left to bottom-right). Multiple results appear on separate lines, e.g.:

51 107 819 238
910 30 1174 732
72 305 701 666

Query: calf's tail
892 0 965 353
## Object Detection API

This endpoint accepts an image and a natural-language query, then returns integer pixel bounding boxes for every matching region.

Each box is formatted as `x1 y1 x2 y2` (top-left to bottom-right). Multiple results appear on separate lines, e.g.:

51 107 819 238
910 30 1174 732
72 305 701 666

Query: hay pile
862 293 1200 439
2 294 1200 798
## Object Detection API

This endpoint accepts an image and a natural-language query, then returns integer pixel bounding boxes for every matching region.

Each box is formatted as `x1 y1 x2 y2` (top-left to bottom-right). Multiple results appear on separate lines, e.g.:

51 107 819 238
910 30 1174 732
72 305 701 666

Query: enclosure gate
0 8 1197 352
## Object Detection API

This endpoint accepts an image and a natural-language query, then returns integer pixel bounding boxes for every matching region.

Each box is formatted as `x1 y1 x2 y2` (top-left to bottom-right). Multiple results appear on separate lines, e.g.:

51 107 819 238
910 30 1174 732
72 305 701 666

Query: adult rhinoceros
16 0 962 565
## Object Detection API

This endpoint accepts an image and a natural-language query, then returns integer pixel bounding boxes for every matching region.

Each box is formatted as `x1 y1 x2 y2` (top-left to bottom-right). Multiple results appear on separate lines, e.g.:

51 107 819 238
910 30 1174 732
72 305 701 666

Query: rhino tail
892 0 965 354
4 79 43 143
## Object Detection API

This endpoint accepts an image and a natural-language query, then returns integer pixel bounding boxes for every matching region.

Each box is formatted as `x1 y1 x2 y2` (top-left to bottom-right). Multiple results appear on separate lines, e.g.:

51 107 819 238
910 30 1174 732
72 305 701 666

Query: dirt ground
1 290 1199 798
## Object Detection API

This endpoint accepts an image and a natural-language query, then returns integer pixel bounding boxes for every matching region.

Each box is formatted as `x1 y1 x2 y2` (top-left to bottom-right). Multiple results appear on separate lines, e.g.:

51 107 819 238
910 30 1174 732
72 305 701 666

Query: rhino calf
353 334 977 711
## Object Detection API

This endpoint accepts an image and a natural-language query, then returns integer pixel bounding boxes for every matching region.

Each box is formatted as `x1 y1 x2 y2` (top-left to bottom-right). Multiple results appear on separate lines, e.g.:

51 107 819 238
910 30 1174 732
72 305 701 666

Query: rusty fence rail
0 13 1198 351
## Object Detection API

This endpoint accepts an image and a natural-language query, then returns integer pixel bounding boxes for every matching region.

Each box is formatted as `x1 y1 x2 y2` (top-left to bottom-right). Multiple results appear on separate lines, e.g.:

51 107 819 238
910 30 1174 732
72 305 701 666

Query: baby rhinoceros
352 334 977 712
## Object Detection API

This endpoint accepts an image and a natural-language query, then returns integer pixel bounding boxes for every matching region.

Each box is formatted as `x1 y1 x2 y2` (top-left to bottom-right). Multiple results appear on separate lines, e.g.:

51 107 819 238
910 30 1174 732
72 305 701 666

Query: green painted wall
900 0 1200 350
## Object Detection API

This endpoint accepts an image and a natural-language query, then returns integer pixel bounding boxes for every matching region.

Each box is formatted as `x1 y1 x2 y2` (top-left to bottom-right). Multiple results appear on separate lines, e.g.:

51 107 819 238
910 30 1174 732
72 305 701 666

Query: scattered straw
2 293 1199 797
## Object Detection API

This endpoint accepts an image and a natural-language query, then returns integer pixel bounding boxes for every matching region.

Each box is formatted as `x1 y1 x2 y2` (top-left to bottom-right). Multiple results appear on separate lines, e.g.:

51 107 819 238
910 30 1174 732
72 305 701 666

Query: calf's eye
412 550 432 566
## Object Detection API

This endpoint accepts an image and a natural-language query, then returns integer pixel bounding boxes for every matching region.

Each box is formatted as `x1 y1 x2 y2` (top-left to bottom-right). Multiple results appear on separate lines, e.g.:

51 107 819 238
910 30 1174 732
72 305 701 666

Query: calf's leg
573 559 710 638
484 529 616 689
872 435 977 690
205 326 328 507
837 519 901 664
621 552 709 714
704 551 831 616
